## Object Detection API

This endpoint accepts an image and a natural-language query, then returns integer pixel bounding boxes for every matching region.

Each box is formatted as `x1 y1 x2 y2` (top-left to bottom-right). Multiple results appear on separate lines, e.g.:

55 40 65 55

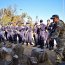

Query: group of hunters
0 14 65 64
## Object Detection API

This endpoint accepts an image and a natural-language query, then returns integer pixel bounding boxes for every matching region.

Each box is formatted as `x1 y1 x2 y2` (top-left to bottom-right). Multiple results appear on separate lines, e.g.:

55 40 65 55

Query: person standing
25 22 33 46
33 22 38 47
50 15 65 63
47 20 54 49
20 27 25 45
38 20 46 49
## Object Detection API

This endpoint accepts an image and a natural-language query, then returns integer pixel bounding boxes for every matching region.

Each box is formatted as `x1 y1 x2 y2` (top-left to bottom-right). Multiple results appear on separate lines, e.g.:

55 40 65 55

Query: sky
0 0 65 24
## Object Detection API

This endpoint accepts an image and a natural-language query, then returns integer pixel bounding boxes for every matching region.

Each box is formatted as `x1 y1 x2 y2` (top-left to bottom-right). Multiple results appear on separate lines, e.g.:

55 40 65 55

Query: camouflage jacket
50 20 65 39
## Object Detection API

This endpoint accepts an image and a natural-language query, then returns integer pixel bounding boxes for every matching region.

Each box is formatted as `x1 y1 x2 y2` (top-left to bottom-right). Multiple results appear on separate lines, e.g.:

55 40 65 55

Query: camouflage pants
55 38 65 63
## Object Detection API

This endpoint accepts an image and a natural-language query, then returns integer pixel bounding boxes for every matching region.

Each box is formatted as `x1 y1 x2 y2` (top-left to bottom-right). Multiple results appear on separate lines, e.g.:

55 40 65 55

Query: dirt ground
0 43 65 65
23 45 56 65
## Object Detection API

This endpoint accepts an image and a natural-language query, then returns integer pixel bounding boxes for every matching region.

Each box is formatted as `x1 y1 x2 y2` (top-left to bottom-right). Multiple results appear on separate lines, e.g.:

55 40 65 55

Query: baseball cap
50 15 59 19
